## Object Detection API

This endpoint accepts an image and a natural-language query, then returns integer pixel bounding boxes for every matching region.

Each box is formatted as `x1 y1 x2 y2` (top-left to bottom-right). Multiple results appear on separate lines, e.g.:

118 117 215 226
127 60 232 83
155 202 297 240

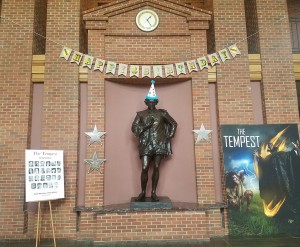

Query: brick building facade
0 0 300 244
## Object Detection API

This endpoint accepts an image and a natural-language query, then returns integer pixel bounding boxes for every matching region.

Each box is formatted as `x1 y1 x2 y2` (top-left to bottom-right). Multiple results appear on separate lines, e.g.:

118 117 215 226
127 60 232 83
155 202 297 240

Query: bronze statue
132 80 177 202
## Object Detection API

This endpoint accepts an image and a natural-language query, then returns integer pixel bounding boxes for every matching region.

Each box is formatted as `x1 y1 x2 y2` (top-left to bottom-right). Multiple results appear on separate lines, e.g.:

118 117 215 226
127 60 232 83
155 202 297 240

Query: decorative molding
31 55 45 82
248 54 262 81
293 54 300 81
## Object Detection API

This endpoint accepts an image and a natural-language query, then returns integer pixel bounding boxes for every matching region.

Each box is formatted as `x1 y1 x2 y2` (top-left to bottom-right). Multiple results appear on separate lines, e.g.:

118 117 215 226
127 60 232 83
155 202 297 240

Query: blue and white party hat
145 80 158 100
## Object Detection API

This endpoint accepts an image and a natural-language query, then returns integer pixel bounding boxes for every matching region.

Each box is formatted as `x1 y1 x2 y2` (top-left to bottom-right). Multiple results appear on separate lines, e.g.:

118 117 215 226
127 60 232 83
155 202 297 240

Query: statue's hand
292 141 299 149
145 118 154 129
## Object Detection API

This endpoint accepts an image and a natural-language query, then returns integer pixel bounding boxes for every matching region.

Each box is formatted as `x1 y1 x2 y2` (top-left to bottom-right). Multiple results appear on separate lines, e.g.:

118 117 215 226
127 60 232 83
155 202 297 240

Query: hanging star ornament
84 151 106 174
193 123 212 143
85 125 106 146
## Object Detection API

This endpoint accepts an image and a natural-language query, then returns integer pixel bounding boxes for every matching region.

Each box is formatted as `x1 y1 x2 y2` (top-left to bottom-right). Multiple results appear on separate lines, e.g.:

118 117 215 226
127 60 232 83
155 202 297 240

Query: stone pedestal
130 196 173 209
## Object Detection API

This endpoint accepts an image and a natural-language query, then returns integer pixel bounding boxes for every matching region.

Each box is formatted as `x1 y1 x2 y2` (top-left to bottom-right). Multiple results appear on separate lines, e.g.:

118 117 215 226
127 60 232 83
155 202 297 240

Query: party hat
145 80 158 100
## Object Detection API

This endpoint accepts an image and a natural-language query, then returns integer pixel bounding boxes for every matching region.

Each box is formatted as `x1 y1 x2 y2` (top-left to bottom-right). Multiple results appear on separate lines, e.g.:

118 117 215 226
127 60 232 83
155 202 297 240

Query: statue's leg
135 156 150 201
151 155 162 202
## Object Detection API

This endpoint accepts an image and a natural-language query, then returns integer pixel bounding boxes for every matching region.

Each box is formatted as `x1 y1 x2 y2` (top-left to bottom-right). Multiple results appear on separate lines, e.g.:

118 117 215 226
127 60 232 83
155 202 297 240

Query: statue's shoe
151 193 159 202
135 192 146 202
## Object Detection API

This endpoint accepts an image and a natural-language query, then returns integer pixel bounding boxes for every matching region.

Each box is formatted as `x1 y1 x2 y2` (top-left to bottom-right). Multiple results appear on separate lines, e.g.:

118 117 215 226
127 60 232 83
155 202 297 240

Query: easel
36 201 56 247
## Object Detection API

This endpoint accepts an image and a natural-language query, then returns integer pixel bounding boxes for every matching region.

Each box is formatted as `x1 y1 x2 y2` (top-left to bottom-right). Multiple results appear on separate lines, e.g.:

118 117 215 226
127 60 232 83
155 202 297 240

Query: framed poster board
25 150 64 202
221 124 300 236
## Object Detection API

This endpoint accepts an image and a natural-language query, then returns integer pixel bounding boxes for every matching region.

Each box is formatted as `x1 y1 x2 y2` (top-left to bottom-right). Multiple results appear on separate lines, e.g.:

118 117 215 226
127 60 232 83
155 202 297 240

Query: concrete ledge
74 202 227 214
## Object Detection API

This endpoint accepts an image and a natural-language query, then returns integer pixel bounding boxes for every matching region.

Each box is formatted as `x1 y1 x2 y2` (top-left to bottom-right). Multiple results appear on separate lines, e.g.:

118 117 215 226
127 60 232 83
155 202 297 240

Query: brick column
40 0 81 238
213 0 253 124
256 0 299 123
188 21 217 204
0 0 35 239
84 24 106 207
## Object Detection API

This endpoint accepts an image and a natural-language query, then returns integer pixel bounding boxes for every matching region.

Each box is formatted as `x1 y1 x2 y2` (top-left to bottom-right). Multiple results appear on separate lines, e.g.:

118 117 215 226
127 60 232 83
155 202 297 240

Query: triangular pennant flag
60 47 72 61
130 65 139 77
118 64 128 77
94 59 105 72
218 48 231 62
186 60 198 73
165 64 175 77
106 61 117 75
197 56 209 70
153 66 163 78
208 53 221 67
175 62 186 75
82 55 94 69
228 44 241 58
142 66 151 78
71 51 83 65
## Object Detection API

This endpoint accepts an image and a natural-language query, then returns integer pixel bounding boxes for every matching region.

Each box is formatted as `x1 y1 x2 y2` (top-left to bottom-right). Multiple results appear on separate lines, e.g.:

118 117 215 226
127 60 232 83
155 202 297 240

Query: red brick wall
83 0 210 11
0 0 35 239
37 0 81 239
77 210 226 242
84 29 105 207
213 0 253 124
2 0 298 243
256 0 299 124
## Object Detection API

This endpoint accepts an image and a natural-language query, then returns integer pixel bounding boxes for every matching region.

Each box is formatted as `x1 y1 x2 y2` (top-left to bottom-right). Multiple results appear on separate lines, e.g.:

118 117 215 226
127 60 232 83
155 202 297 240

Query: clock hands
146 15 152 27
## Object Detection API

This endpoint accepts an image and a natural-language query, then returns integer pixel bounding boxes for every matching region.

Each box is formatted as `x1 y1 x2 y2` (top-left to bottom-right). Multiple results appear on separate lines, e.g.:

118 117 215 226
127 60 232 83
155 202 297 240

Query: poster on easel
25 150 64 202
221 124 300 236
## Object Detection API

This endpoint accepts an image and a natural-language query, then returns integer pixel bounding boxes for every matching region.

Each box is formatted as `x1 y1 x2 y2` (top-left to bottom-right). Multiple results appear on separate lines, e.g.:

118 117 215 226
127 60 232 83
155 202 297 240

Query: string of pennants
59 44 241 78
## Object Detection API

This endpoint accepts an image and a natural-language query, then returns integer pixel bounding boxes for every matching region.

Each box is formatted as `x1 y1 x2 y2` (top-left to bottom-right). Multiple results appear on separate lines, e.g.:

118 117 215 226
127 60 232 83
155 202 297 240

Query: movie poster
25 150 64 202
221 124 300 236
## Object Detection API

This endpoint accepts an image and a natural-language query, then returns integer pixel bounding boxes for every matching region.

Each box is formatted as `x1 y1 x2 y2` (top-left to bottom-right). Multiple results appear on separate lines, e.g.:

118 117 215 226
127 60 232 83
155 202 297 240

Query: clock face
136 9 159 32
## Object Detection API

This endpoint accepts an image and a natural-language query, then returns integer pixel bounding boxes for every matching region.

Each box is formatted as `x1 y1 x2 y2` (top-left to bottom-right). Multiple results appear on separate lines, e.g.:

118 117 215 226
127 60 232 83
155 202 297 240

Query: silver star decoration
193 123 212 143
84 151 106 174
85 125 106 146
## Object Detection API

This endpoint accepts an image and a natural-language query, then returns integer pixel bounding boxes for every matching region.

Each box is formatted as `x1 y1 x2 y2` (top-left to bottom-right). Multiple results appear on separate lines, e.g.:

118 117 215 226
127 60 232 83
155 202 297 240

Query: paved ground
1 236 300 246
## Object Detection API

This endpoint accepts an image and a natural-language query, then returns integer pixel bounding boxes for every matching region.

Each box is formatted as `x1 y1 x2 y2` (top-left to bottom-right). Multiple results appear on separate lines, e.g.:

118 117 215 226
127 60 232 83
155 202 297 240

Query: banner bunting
130 65 139 77
153 65 163 78
60 44 241 78
186 60 198 73
218 48 231 63
70 51 83 65
142 66 151 78
208 53 221 67
175 62 186 75
165 64 175 77
197 56 209 70
118 63 128 77
94 58 105 72
82 55 94 69
106 61 117 75
228 44 241 58
60 47 72 61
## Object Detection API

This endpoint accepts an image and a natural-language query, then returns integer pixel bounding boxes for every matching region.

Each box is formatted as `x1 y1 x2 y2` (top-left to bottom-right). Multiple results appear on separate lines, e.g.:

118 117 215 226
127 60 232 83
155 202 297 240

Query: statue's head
144 98 158 109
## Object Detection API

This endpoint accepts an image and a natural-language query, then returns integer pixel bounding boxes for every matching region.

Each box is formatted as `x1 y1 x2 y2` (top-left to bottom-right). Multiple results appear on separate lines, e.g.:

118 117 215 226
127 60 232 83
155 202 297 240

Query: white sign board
25 150 65 202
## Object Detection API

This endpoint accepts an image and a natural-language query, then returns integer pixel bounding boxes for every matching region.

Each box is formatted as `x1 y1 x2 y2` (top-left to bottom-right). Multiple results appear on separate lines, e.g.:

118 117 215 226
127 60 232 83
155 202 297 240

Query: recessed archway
104 78 197 205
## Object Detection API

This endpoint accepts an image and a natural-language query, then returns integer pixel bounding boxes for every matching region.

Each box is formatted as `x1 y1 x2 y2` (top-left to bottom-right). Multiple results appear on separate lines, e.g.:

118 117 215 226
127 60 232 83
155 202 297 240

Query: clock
136 9 159 32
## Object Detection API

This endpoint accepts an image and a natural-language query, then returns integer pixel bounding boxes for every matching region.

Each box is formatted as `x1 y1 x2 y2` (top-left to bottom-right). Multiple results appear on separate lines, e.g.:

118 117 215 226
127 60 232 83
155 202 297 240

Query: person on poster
225 170 253 211
254 139 300 216
131 80 177 202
